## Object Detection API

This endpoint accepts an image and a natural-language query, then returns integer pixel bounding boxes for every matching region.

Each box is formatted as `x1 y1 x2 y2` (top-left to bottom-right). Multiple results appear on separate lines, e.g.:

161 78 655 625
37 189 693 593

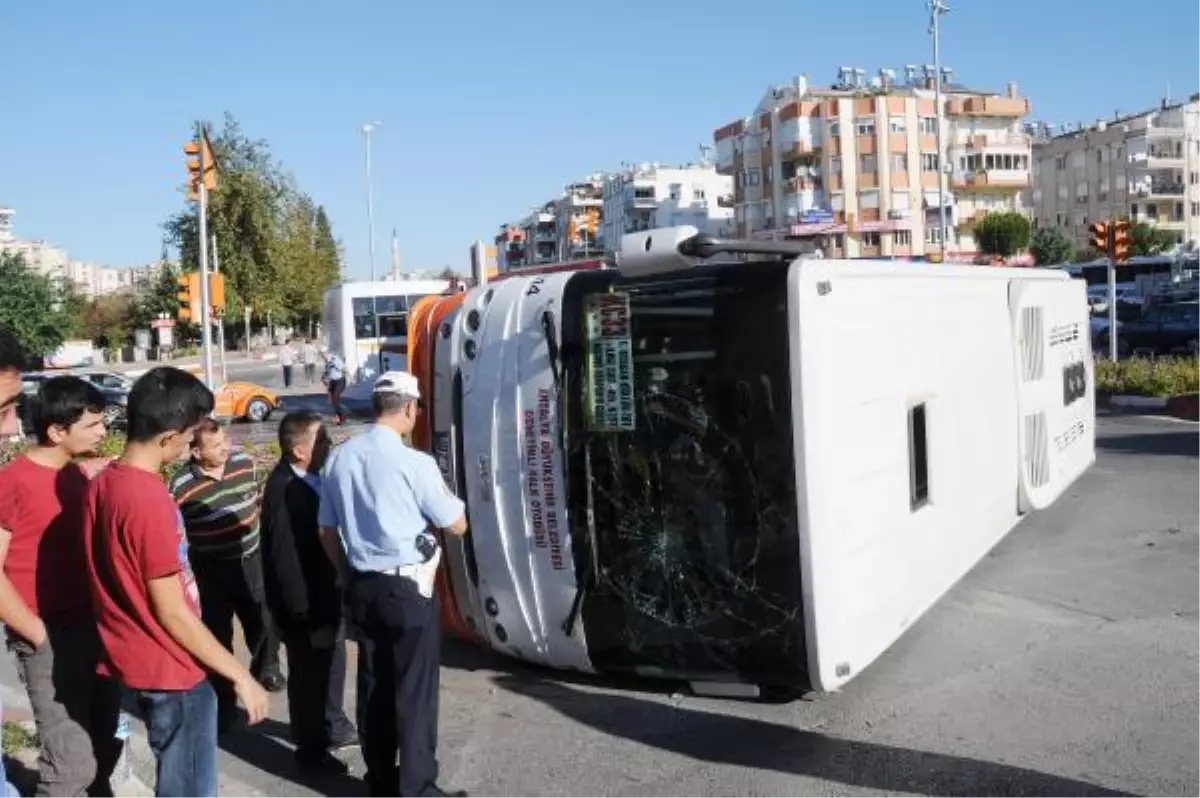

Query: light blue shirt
324 355 345 382
317 425 465 572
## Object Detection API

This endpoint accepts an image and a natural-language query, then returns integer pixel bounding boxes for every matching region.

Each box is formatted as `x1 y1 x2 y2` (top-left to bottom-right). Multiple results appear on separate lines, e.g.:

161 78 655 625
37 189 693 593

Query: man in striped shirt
169 418 285 732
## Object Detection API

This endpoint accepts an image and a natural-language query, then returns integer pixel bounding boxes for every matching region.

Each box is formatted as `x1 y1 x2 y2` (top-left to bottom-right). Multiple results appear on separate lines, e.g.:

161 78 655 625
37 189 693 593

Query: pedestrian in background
301 339 319 385
322 351 347 425
280 339 296 388
0 376 124 796
83 366 269 798
169 418 285 733
318 372 468 798
261 411 358 775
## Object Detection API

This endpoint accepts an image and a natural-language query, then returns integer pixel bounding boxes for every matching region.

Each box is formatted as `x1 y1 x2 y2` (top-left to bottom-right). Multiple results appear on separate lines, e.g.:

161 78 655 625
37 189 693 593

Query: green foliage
2 721 38 755
162 114 342 329
1096 357 1199 397
1128 222 1177 257
133 259 190 333
1073 247 1105 263
0 251 87 357
1029 226 1074 266
81 294 136 354
974 211 1032 259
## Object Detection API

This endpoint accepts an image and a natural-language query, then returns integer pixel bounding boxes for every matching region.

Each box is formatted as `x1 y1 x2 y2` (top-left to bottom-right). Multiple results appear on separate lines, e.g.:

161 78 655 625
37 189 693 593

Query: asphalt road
197 413 1198 797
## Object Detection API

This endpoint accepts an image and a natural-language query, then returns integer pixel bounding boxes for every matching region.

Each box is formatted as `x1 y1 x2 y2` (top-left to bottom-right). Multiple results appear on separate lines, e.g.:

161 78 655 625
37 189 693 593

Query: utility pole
362 121 382 377
195 124 215 389
929 0 950 259
211 233 228 384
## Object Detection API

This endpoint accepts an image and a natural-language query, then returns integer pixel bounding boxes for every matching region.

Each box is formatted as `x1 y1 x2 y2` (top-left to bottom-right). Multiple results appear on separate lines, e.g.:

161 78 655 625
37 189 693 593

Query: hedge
0 433 353 487
1095 356 1200 398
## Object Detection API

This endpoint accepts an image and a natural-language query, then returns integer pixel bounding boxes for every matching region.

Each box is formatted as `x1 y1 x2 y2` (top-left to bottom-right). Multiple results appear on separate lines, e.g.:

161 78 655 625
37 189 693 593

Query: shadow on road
492 675 1136 798
1098 430 1198 458
218 718 362 797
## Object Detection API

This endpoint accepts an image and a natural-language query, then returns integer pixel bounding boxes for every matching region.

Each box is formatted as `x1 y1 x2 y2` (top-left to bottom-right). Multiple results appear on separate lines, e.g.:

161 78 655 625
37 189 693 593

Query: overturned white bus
407 227 1096 697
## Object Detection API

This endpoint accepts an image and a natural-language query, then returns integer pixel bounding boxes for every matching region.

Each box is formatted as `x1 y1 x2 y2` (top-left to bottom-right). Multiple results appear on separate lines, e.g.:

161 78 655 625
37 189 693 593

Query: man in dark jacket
260 411 357 773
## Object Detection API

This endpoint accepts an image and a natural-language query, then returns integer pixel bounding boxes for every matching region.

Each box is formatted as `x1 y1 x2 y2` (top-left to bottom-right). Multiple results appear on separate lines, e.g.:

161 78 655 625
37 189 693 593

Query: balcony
784 175 822 194
629 191 657 208
780 140 821 160
952 169 1030 190
948 95 1031 117
717 195 735 208
1136 181 1186 198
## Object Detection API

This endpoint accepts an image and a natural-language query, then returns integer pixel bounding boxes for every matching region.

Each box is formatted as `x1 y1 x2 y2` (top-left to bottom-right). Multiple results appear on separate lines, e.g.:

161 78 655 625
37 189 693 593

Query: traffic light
1112 219 1132 263
1088 221 1110 256
208 273 226 315
177 273 201 322
183 128 219 202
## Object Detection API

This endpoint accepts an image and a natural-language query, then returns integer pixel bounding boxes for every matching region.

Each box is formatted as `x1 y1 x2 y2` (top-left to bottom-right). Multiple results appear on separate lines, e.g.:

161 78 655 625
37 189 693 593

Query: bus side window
908 402 930 511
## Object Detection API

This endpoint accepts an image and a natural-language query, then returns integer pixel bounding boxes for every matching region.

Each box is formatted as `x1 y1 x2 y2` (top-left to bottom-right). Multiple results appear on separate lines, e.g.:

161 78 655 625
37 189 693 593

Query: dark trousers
281 625 356 757
135 680 217 798
282 364 294 387
9 623 123 797
347 572 441 797
191 550 281 715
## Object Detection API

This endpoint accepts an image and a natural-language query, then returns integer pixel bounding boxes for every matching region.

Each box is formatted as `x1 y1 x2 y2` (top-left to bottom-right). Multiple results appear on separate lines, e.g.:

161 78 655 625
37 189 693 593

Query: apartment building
1031 95 1200 252
0 206 153 297
494 174 609 269
601 162 733 253
712 66 1032 260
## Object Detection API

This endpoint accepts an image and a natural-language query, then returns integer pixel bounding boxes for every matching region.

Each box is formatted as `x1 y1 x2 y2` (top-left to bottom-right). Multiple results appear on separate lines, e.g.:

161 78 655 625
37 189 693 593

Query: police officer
317 371 468 798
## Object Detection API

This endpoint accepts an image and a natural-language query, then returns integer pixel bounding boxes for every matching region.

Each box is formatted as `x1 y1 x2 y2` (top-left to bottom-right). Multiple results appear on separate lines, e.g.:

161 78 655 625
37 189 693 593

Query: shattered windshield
561 262 806 685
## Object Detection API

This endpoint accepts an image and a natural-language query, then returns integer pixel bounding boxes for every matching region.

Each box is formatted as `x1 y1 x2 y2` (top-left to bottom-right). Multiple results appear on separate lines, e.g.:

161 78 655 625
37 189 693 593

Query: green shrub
2 721 37 755
1096 357 1200 398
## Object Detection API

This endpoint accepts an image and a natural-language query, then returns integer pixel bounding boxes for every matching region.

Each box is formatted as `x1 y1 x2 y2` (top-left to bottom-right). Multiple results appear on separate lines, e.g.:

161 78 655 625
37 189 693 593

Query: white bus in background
321 279 460 383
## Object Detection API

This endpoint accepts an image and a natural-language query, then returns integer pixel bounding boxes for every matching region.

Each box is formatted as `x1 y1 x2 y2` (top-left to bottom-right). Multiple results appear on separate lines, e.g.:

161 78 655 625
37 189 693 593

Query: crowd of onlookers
0 326 468 798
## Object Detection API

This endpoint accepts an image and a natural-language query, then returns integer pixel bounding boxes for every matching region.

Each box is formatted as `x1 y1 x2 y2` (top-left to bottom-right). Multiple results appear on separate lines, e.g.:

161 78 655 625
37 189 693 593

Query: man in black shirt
260 411 357 773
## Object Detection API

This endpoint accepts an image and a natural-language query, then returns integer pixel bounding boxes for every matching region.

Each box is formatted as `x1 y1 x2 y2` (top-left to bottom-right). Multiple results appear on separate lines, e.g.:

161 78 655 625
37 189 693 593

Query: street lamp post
929 0 950 259
362 121 382 377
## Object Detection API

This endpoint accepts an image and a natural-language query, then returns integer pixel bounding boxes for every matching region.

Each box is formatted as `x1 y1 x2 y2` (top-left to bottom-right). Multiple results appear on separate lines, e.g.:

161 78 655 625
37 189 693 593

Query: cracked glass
562 262 807 687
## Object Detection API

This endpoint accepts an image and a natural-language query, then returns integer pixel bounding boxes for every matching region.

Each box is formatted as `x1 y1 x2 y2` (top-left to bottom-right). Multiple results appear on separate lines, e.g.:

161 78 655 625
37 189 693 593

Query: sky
2 0 1197 279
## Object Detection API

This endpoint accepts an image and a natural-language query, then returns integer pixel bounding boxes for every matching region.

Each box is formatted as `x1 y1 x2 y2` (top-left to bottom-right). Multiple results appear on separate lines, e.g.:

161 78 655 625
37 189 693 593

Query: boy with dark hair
261 411 357 774
83 367 269 798
169 417 284 734
0 376 121 796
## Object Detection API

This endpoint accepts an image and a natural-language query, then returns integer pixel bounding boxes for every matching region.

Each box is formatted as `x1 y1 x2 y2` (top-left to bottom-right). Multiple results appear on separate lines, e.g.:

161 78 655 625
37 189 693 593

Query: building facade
601 163 733 253
712 66 1032 260
494 174 609 269
0 206 153 297
1031 96 1200 252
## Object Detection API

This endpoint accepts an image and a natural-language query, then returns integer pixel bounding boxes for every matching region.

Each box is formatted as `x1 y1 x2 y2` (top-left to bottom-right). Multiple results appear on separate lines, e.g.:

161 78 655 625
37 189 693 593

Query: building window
830 156 843 173
693 187 706 201
921 153 940 172
892 153 908 172
895 230 912 246
1193 202 1200 216
829 122 841 137
919 117 937 135
861 231 882 247
1096 149 1103 164
1055 155 1067 170
859 154 877 173
855 117 876 136
925 226 944 244
889 117 907 134
669 183 682 200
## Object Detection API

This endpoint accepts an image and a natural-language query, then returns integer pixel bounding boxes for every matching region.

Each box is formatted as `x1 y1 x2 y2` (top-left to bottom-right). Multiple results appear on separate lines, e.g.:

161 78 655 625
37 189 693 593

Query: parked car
18 371 131 431
212 381 282 423
1094 301 1199 357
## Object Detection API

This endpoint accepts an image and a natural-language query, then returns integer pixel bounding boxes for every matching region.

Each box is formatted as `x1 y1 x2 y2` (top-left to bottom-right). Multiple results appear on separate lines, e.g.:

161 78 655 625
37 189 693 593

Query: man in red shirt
84 366 269 797
0 375 121 796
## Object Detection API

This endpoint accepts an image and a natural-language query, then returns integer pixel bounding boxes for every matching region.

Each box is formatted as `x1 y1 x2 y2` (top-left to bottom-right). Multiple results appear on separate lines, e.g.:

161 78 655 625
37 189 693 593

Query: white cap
373 370 421 400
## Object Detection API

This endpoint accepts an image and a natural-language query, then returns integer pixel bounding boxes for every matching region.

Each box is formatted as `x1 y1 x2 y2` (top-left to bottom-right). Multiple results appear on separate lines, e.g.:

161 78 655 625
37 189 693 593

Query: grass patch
1 722 37 755
1096 357 1200 398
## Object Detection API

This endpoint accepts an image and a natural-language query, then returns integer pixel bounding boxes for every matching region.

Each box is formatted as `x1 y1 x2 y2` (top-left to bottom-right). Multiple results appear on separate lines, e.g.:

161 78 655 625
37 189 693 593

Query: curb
1098 393 1200 421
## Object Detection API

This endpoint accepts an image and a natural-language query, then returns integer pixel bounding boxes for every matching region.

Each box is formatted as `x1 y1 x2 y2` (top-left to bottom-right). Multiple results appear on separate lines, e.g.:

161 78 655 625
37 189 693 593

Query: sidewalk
1 642 365 796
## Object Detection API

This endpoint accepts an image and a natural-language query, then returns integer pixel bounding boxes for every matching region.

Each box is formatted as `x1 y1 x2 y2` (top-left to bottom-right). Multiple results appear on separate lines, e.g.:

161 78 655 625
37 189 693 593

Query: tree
1129 222 1177 257
81 294 136 353
163 114 342 328
0 251 82 357
974 211 1032 260
439 267 458 280
1028 226 1074 266
133 260 187 330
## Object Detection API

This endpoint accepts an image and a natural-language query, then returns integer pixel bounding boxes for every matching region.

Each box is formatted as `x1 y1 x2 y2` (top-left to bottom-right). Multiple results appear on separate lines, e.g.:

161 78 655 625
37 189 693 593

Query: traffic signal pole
1107 225 1118 362
196 122 216 389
